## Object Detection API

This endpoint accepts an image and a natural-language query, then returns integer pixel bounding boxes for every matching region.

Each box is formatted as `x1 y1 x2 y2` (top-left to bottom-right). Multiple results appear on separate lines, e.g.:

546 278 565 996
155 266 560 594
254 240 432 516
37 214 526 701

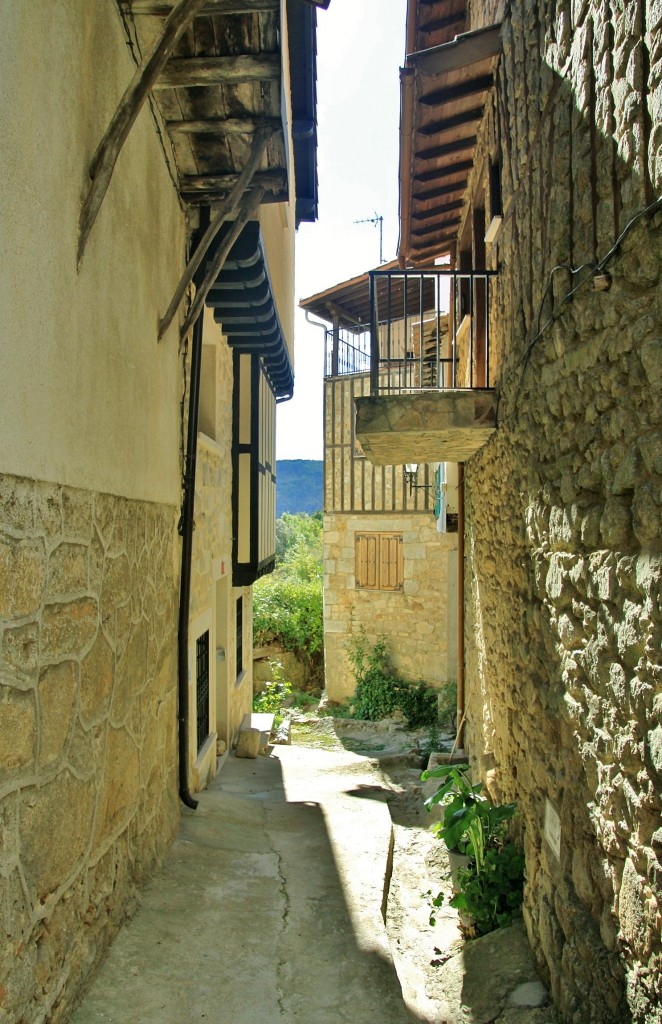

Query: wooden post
158 127 273 339
77 0 207 267
178 188 265 341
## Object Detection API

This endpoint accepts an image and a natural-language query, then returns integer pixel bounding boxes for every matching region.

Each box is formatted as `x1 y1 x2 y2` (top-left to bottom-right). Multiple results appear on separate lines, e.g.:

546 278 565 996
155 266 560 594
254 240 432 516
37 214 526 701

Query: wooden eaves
78 0 291 339
398 0 502 268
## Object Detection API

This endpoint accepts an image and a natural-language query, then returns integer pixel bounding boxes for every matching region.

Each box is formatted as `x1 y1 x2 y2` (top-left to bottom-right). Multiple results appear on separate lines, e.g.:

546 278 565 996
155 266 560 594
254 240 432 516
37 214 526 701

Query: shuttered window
355 532 404 591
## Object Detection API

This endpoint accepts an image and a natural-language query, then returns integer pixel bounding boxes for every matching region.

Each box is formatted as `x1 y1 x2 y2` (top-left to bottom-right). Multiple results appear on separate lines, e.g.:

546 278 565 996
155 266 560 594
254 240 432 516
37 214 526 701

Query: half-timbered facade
301 269 460 702
0 2 323 1019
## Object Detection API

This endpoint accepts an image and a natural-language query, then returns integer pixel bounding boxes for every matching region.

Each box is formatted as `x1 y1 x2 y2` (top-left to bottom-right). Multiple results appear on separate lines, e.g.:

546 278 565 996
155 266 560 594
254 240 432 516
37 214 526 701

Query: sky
276 0 408 461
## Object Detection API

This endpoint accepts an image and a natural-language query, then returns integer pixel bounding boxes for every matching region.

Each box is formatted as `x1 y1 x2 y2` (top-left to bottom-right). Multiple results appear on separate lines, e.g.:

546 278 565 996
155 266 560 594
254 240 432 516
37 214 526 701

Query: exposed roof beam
419 10 465 34
156 53 280 87
418 106 484 137
166 115 281 134
158 126 272 339
77 0 207 267
411 198 464 219
179 187 265 340
415 135 476 161
123 0 278 12
414 160 473 185
411 217 461 239
408 23 502 75
181 170 286 192
411 235 456 257
412 178 469 202
324 300 364 328
420 75 494 107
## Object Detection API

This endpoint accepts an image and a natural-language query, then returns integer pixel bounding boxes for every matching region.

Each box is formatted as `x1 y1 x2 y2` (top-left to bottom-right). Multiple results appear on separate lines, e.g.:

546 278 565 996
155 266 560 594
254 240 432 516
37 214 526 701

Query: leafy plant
253 513 323 679
422 763 524 936
253 661 292 728
344 625 438 728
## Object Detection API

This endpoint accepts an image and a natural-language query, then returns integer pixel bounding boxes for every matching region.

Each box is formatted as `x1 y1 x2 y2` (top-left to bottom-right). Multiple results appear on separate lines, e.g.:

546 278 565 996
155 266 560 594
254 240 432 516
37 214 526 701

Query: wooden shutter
355 532 403 591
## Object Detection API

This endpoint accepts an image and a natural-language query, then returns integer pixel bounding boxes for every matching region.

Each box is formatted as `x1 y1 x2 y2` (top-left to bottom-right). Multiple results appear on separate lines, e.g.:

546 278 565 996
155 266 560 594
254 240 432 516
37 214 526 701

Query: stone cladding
462 1 662 1021
324 512 458 702
0 474 178 1023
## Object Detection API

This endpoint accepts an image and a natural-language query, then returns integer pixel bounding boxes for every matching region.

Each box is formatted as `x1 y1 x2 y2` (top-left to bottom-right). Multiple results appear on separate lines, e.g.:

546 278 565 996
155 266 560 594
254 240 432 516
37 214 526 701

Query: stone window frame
355 531 404 592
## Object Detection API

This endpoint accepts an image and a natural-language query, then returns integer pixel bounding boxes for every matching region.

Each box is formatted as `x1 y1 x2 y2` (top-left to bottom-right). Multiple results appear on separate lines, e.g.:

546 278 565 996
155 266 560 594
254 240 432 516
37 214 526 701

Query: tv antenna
353 212 385 264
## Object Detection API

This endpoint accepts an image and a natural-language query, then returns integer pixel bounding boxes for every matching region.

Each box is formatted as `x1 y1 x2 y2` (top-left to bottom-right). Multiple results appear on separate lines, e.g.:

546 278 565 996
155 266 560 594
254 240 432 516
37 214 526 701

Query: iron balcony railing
323 324 371 378
368 268 498 396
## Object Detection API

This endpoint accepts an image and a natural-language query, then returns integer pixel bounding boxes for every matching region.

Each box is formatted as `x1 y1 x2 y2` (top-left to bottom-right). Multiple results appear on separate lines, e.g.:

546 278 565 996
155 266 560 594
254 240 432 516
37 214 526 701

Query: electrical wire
498 195 662 405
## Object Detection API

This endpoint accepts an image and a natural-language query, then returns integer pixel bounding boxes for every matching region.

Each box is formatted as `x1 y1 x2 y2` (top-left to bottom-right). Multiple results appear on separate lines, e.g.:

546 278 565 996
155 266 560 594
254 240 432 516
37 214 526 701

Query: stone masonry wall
324 512 458 701
463 2 661 1022
0 474 179 1024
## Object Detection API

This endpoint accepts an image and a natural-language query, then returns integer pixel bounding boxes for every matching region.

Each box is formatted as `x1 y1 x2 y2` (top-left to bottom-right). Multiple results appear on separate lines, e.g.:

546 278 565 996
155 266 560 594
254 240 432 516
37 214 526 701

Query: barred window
355 532 404 592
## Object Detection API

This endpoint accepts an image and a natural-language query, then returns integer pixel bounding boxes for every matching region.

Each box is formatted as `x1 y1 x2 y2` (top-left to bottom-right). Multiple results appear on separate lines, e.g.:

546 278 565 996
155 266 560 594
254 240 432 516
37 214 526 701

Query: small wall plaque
544 799 561 860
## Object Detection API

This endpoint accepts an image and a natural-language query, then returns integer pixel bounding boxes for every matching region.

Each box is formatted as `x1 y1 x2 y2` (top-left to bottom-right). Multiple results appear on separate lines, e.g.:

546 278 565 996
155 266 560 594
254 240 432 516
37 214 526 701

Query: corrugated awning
398 1 501 266
206 221 294 400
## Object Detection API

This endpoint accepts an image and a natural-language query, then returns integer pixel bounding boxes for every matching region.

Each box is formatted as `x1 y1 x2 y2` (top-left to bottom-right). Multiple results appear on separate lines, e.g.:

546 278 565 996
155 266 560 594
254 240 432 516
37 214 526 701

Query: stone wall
0 474 179 1023
324 512 458 701
463 1 661 1021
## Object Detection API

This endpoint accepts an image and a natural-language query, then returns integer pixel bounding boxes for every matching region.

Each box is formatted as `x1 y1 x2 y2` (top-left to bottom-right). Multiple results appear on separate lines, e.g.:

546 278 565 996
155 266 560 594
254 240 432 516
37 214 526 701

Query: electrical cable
497 195 662 405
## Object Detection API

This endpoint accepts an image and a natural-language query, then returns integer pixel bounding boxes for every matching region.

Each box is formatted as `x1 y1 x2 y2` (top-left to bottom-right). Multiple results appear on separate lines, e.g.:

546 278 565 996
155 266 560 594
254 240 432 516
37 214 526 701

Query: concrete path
70 737 557 1024
70 746 419 1024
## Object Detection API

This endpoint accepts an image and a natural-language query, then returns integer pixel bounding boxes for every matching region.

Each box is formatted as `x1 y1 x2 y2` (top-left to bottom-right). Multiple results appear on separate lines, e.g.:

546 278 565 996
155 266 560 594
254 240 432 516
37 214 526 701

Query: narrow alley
69 731 556 1024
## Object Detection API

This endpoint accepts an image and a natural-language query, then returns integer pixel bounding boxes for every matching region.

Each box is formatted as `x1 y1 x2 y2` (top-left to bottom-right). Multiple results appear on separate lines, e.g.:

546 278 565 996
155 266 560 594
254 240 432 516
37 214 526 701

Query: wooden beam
415 136 477 161
419 75 494 107
158 126 272 339
411 235 456 258
77 0 207 267
419 10 465 34
418 107 484 137
179 188 265 341
166 116 281 135
156 54 280 88
409 24 502 75
414 160 473 185
323 300 363 329
123 0 277 12
411 217 461 240
411 199 464 219
180 169 286 193
413 179 469 203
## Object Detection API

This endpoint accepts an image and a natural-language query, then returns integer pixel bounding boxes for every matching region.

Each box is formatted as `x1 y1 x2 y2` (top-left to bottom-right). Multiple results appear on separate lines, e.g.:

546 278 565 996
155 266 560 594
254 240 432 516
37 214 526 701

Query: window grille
236 596 243 676
196 630 210 753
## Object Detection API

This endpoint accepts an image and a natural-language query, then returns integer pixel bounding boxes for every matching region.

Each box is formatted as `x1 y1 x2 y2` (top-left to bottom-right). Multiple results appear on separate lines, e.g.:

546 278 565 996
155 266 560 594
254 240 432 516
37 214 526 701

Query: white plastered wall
0 1 185 506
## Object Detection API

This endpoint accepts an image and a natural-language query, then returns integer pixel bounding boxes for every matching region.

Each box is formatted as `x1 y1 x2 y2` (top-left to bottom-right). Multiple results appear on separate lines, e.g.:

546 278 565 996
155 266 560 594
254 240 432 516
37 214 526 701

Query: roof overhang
287 0 321 224
207 221 294 400
398 1 502 266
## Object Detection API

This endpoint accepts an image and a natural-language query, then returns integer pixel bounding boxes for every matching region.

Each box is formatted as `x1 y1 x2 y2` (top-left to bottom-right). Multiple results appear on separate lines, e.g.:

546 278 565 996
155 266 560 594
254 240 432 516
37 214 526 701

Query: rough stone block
235 728 261 758
0 538 45 619
39 661 76 767
0 688 36 771
20 771 95 899
41 598 98 659
47 542 89 599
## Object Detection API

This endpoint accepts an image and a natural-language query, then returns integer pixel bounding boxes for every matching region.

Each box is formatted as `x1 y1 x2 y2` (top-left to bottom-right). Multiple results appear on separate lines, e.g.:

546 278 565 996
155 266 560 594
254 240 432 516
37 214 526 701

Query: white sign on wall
544 799 561 861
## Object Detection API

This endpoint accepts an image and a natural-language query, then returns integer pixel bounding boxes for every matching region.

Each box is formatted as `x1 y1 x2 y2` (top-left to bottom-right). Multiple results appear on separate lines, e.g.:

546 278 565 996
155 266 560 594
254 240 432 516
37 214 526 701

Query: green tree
254 513 324 686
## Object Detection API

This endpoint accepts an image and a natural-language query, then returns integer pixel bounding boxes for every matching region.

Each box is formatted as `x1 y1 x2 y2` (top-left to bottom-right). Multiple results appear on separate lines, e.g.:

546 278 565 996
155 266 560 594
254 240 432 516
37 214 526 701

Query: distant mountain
276 460 323 517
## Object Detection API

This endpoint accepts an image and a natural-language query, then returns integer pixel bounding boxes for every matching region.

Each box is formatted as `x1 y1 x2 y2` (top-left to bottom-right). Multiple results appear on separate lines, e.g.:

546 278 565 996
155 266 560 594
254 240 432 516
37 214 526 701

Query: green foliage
451 843 524 936
253 661 292 727
344 626 438 728
422 763 524 937
437 680 457 730
253 513 323 662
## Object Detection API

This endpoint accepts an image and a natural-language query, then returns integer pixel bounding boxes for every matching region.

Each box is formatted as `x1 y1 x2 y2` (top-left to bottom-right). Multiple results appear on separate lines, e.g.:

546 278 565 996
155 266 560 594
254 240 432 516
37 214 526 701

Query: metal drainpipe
457 462 465 750
177 221 210 811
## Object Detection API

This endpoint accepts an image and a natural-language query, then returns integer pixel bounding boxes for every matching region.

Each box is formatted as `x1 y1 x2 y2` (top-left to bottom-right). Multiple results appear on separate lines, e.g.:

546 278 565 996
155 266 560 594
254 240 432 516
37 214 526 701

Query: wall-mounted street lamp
404 463 435 495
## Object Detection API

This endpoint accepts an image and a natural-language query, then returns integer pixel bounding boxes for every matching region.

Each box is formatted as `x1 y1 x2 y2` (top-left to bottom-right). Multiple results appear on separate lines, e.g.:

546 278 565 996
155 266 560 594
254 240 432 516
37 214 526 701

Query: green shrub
253 512 323 667
253 661 291 727
344 625 438 728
